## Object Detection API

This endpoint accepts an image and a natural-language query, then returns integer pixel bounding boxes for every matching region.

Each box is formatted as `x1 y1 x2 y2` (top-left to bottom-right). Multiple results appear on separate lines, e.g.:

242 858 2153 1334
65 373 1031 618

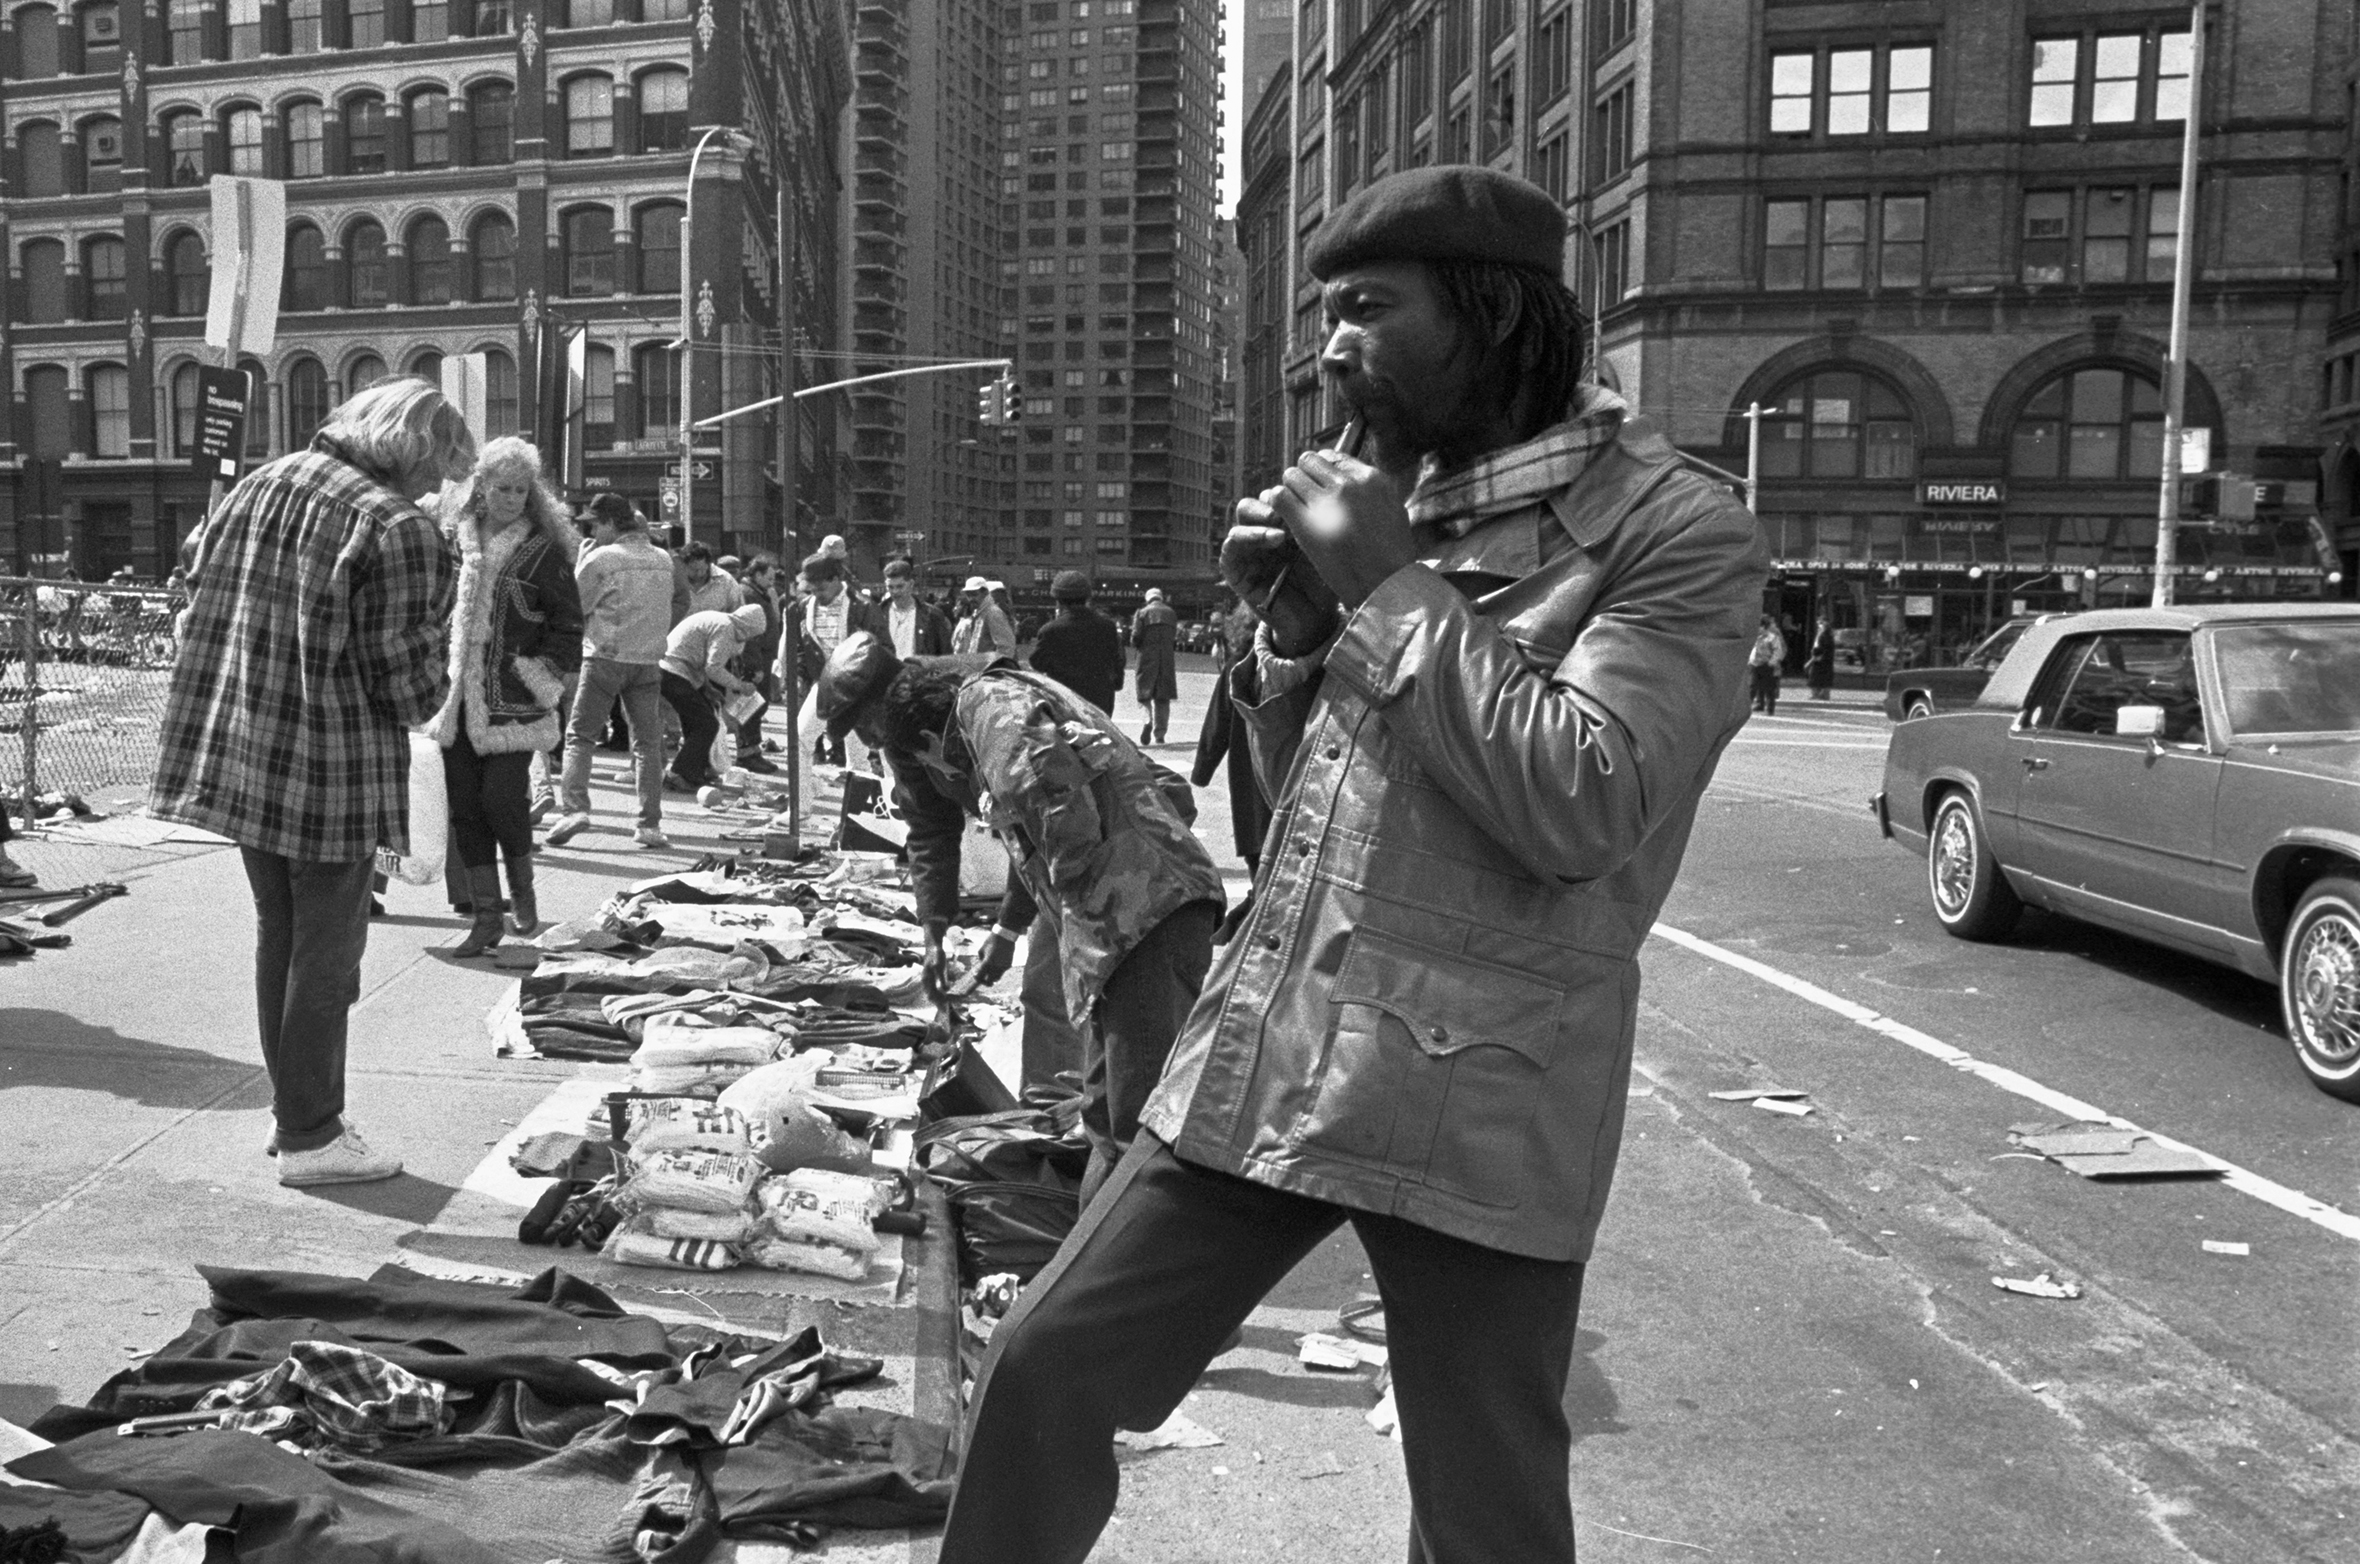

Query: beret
1305 166 1567 280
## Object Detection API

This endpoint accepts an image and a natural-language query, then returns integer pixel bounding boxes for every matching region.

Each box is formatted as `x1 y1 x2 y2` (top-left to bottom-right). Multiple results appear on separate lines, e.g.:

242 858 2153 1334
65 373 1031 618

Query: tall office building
846 0 1010 575
1261 1 2350 654
0 0 852 576
1000 0 1222 591
1239 0 1288 98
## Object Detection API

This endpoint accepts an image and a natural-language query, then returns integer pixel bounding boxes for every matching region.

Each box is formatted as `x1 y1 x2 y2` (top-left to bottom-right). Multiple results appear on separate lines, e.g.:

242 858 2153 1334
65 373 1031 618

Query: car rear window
2213 623 2360 735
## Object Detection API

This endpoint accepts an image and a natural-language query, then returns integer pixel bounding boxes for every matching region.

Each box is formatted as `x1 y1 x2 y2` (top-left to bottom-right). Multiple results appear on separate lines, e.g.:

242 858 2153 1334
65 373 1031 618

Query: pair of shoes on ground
0 854 37 889
546 811 669 849
275 1119 401 1186
662 771 697 795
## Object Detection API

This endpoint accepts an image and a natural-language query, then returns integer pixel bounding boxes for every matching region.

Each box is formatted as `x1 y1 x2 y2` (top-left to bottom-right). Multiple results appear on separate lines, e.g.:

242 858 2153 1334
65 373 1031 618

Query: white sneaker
278 1124 402 1187
635 825 671 849
544 811 592 847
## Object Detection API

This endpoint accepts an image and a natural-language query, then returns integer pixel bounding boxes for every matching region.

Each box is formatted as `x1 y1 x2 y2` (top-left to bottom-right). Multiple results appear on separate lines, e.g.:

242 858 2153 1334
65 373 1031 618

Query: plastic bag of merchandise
747 1168 887 1280
617 1147 764 1215
632 1020 780 1071
643 1206 756 1244
721 1059 871 1174
600 1212 741 1271
625 1098 757 1155
377 733 447 887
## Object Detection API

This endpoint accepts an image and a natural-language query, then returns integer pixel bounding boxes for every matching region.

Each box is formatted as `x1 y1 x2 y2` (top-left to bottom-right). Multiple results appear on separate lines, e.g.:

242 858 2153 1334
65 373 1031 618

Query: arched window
1755 369 1917 480
346 353 388 394
408 215 453 304
88 364 130 456
470 212 516 300
171 361 204 454
344 94 387 174
223 105 264 175
346 219 389 307
282 223 328 311
408 88 449 168
76 1 119 73
584 343 615 449
468 81 514 163
483 347 518 435
564 74 613 157
25 366 69 457
286 358 330 446
162 231 208 316
563 208 614 297
239 357 270 457
82 236 125 320
635 202 682 294
634 342 678 437
19 239 66 323
18 120 63 195
18 5 59 76
565 0 612 26
637 68 689 152
160 109 205 186
80 114 122 193
285 101 325 178
2008 367 2168 481
409 348 444 384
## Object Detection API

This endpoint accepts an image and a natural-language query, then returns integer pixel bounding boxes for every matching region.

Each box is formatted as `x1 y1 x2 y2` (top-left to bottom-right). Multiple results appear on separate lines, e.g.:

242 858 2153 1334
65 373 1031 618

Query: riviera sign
1918 480 2005 506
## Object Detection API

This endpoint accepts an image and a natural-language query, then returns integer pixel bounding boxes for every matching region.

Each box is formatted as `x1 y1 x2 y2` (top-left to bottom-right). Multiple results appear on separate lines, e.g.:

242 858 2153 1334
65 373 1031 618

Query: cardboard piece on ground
1115 1410 1223 1451
2013 1122 2219 1180
2201 1239 2251 1256
1708 1087 1806 1102
1298 1331 1388 1371
1991 1272 2082 1300
1752 1096 1813 1117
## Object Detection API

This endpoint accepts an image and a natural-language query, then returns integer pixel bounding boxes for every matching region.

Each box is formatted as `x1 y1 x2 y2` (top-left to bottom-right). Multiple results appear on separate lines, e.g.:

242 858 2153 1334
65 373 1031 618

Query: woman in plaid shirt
152 379 473 1188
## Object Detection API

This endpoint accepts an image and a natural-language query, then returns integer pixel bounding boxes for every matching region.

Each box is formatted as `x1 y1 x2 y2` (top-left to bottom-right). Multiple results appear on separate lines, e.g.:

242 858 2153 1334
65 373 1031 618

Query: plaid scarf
1405 386 1628 539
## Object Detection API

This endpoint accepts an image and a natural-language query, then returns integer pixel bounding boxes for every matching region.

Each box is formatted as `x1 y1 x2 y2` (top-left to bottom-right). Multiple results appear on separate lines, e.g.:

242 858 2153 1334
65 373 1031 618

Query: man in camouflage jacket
813 633 1224 1201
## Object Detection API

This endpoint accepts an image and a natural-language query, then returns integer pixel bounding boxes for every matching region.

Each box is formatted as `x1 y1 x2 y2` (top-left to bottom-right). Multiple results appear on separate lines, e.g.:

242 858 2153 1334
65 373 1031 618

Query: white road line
1726 737 1890 749
1649 921 2360 1244
1749 715 1889 732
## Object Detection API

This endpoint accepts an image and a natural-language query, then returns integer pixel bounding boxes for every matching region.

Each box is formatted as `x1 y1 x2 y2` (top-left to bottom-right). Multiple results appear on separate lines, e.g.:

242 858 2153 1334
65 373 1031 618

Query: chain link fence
3 575 184 819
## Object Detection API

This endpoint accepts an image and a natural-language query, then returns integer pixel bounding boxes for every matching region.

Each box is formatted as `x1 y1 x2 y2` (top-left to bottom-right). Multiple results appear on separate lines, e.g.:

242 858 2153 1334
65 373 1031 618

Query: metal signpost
2151 2 2206 607
199 177 285 518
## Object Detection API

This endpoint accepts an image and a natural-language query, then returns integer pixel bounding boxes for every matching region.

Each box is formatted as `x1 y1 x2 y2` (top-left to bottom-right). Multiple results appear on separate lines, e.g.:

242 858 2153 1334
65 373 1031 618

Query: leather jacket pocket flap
1332 929 1566 1065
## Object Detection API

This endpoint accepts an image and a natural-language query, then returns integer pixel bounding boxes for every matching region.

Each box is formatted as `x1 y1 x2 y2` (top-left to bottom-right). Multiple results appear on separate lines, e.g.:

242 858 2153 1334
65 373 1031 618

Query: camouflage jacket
885 664 1224 1018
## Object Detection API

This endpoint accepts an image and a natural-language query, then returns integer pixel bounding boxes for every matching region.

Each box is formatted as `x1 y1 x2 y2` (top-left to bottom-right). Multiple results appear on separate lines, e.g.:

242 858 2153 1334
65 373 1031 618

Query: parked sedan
1873 603 2360 1101
1883 616 2053 721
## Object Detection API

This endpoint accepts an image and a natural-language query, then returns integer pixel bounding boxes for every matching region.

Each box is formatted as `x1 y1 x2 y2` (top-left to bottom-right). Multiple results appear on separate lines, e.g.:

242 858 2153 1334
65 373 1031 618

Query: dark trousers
1081 899 1217 1204
1020 908 1085 1094
661 671 720 787
239 849 376 1153
1748 663 1780 712
442 728 534 869
736 663 773 760
940 1135 1587 1564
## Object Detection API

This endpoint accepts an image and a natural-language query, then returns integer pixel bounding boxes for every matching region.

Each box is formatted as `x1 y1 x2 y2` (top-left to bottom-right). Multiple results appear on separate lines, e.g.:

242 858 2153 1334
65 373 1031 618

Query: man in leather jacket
937 167 1767 1564
811 633 1224 1202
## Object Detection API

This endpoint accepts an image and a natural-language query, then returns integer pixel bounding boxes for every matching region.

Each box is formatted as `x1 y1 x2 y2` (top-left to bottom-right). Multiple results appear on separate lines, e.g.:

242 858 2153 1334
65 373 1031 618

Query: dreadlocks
1429 259 1591 442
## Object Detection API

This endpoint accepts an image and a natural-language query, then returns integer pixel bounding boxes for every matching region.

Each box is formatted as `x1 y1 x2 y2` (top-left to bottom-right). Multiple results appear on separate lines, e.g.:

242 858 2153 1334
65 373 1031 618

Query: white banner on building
203 176 287 357
441 352 489 438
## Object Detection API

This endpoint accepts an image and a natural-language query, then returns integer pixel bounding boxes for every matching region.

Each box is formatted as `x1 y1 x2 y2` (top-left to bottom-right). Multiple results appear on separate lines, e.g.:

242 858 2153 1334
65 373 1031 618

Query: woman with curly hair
421 436 584 955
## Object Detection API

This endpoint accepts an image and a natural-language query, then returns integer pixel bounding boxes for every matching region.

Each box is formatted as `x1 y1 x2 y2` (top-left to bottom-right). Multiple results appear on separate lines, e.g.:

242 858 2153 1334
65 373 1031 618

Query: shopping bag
378 731 447 886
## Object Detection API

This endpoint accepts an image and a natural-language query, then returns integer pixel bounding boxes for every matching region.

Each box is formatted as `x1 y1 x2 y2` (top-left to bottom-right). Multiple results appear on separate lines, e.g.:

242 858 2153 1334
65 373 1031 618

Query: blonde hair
449 435 567 532
317 377 477 488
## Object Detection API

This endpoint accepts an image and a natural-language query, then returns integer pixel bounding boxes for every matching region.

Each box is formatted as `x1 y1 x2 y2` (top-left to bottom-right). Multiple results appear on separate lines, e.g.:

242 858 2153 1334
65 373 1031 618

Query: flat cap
1051 569 1092 602
1305 166 1566 280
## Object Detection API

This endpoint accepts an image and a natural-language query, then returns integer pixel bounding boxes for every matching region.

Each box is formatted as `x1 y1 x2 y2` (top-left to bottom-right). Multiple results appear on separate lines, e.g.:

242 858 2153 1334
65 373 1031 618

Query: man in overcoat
937 166 1767 1564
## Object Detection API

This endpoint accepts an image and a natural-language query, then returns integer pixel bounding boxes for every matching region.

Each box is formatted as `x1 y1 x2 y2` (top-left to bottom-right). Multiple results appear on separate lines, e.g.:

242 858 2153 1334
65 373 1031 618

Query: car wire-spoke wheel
2288 907 2360 1074
1930 808 1977 919
1905 695 1934 720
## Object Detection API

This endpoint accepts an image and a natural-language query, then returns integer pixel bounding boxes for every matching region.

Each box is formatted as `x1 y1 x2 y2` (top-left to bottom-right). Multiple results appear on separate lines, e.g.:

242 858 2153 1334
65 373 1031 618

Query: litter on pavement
1708 1086 1807 1102
2201 1240 2251 1256
1297 1332 1389 1371
1751 1095 1814 1117
1115 1410 1224 1451
2008 1121 2218 1180
1991 1272 2083 1299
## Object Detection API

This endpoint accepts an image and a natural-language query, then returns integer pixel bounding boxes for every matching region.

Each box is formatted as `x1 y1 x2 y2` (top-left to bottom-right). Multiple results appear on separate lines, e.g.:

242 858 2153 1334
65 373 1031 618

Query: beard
1334 362 1500 476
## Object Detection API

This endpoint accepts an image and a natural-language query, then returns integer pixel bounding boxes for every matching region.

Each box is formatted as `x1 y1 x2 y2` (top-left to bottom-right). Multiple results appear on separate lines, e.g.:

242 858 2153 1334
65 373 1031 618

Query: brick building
1257 0 2350 656
0 0 850 578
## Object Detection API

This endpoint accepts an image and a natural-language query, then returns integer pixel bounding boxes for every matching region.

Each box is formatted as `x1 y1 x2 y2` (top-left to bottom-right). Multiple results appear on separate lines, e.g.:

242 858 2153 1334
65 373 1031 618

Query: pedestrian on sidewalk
659 601 767 792
422 437 584 956
936 166 1763 1564
680 542 742 616
876 556 954 658
546 494 675 853
1806 616 1836 700
815 631 1224 1202
1128 588 1179 745
150 377 473 1187
791 551 873 768
731 554 784 772
1749 613 1787 714
951 575 1015 656
1191 602 1272 874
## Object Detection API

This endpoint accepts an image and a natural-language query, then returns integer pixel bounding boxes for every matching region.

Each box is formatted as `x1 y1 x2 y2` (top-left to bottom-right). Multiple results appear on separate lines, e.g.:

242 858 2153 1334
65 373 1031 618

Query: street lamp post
2151 0 2207 607
681 126 750 549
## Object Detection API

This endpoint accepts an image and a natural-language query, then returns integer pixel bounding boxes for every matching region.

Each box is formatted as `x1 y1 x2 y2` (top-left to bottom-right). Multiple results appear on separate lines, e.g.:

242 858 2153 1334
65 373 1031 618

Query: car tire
2278 877 2360 1103
1927 790 2021 941
1903 693 1935 721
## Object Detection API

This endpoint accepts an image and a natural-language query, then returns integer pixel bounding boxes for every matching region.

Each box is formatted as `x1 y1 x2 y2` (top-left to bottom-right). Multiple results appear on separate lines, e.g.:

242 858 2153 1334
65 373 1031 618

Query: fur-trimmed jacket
422 506 585 755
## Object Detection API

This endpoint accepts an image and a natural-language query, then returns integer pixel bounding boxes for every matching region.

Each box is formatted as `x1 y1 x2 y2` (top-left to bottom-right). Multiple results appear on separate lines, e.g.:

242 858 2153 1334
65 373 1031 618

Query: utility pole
2152 0 2207 608
776 146 800 847
1744 402 1764 513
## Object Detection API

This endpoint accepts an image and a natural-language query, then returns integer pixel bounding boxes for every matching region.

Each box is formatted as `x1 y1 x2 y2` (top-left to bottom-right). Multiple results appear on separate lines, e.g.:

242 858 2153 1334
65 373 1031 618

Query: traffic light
998 375 1022 426
977 379 1004 425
